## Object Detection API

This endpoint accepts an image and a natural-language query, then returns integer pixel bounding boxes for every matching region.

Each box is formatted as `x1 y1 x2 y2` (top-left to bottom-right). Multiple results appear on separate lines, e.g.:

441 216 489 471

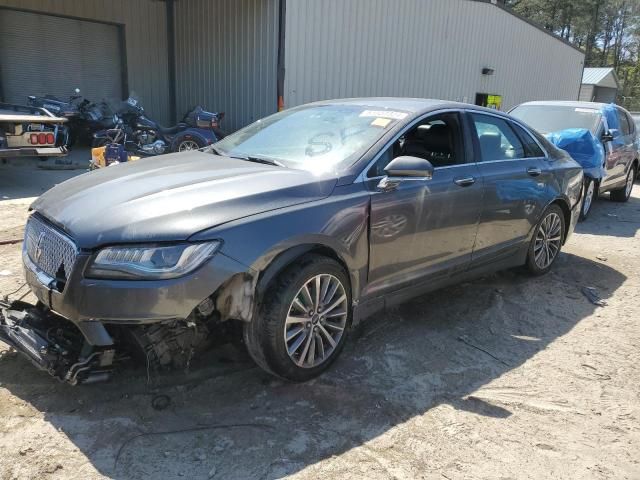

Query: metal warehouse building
0 0 585 131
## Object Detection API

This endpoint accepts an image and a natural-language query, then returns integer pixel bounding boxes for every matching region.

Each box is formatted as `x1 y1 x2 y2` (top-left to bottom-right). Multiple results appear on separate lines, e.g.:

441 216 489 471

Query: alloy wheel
284 274 348 368
534 212 562 270
178 140 200 152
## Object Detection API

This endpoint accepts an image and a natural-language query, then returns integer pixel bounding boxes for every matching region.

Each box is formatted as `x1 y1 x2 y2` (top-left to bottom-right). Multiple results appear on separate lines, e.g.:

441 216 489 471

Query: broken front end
0 214 253 385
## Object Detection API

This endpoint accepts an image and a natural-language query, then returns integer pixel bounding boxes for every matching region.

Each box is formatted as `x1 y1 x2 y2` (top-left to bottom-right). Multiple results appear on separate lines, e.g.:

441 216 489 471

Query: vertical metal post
166 0 177 122
277 0 286 111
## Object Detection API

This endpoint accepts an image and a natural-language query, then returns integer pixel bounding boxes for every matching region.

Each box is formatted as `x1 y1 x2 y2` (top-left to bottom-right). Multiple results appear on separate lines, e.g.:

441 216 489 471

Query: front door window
365 111 483 298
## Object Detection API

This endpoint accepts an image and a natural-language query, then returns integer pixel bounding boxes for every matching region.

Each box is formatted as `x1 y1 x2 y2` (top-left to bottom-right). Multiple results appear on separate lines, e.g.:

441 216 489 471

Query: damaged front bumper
1 249 254 385
0 301 115 385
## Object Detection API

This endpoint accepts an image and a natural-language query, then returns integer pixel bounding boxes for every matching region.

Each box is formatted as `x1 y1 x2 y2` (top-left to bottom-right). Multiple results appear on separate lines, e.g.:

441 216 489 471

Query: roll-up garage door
0 9 123 105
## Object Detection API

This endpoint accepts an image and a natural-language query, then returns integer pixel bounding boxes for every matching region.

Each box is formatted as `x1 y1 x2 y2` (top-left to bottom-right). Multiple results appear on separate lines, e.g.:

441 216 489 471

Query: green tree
505 0 640 109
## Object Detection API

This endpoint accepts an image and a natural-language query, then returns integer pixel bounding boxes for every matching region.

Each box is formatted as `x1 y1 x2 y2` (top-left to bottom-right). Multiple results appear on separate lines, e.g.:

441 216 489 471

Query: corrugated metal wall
579 85 595 102
284 0 585 111
174 0 279 132
0 10 123 103
0 0 170 122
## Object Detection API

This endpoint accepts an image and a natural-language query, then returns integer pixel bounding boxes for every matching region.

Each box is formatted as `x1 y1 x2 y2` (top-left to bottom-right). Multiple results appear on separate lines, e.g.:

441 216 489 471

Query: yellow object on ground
91 146 107 168
90 146 141 169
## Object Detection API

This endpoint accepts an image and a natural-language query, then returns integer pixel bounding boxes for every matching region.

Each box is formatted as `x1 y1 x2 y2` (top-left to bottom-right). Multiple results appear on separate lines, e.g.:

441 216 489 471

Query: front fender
191 183 371 308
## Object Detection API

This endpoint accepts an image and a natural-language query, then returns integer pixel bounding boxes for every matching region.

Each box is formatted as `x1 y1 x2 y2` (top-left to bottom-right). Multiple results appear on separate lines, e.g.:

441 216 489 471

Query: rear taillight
30 132 56 144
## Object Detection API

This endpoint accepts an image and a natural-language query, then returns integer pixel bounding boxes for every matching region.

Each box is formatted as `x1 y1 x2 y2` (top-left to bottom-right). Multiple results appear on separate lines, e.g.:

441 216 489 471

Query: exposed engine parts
0 296 232 385
125 316 212 372
0 301 115 385
134 131 168 155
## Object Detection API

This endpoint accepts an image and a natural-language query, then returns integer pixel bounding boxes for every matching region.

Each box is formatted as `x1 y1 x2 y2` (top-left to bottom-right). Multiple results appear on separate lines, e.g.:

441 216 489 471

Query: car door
468 111 550 266
619 110 637 176
363 111 483 299
601 106 633 188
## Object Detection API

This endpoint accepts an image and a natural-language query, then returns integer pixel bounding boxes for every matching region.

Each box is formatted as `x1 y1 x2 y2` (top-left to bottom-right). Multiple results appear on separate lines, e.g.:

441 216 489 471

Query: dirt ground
0 162 639 479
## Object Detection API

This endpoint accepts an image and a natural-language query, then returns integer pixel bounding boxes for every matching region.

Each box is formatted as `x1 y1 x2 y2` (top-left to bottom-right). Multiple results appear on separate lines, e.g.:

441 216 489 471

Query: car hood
31 152 337 248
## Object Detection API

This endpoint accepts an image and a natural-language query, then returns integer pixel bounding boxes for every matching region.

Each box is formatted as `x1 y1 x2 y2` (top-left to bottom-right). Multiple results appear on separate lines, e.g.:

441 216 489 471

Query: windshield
510 105 602 134
212 104 407 173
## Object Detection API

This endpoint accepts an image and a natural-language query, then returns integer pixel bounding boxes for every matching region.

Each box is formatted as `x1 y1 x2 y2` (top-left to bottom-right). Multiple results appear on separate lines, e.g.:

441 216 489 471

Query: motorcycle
92 95 225 156
27 88 117 146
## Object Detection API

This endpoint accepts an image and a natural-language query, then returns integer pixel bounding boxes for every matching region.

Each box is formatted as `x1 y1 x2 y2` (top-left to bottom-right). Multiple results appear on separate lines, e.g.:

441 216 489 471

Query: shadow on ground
575 184 640 238
0 150 89 201
0 250 625 479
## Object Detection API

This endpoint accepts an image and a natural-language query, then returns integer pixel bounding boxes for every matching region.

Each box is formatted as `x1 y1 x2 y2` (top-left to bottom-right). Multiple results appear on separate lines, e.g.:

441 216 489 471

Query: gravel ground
0 168 638 479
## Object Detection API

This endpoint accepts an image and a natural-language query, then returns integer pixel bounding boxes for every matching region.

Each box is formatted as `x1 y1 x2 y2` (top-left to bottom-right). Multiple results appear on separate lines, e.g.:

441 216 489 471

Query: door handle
527 167 542 177
454 176 475 187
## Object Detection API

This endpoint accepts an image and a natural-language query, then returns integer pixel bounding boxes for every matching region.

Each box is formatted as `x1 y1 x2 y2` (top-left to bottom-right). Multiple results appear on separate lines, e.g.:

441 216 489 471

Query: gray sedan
1 98 583 384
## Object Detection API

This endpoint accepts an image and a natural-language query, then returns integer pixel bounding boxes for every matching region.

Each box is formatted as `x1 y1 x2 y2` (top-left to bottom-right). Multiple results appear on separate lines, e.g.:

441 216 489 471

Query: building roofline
468 0 584 55
582 67 620 88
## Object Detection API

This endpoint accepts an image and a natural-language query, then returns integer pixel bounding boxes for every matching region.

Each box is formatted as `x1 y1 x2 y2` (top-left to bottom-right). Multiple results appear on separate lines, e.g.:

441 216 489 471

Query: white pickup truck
0 103 68 158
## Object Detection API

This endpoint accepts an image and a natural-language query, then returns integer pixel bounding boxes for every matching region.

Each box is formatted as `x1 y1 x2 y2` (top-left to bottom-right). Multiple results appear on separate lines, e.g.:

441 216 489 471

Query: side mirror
384 156 434 179
602 130 615 143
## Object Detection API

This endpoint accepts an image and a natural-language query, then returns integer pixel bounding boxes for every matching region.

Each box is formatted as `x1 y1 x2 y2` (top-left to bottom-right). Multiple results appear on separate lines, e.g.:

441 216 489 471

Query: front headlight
85 242 221 280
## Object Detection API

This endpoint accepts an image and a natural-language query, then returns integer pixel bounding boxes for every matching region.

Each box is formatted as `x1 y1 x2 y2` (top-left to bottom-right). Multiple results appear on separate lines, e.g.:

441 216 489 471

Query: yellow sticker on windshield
371 118 392 128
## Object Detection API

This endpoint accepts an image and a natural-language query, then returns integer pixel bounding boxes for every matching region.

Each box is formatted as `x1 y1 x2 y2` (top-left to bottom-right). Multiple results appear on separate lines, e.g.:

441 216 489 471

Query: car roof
515 100 613 111
305 97 510 117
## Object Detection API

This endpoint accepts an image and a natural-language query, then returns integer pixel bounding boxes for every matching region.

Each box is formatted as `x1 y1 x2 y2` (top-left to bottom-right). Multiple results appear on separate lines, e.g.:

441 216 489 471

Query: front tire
243 254 351 381
610 165 636 202
579 178 596 221
526 204 565 275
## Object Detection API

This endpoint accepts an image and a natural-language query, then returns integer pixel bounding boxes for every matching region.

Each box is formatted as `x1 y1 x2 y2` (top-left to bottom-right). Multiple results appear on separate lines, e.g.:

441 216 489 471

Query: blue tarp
546 128 606 180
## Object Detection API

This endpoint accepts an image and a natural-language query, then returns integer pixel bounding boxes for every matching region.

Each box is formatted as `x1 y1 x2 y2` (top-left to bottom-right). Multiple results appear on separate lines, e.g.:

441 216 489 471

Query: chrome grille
24 215 78 281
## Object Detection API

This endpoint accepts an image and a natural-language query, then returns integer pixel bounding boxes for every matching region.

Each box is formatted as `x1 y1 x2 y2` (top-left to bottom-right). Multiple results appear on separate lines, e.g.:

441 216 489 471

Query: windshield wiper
209 147 285 167
230 155 285 167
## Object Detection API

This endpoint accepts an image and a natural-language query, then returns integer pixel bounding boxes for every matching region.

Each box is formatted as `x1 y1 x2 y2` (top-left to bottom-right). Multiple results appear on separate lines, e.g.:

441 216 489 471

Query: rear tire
174 136 206 152
243 254 352 381
526 204 565 275
610 165 636 202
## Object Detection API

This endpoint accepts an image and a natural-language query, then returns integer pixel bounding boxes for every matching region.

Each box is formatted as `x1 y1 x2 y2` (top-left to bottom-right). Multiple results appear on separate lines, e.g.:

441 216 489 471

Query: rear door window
626 112 636 135
470 113 526 161
618 108 631 136
511 123 545 157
